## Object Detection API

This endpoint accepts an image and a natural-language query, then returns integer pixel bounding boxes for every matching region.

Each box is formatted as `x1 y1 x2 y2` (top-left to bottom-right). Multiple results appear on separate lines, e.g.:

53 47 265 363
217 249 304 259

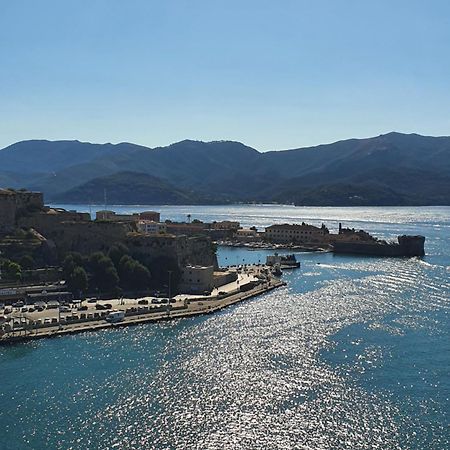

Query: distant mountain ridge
1 132 449 205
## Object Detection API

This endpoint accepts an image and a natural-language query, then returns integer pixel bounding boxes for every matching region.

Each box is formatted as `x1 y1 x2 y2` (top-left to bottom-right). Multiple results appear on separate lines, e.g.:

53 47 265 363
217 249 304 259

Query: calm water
1 205 449 449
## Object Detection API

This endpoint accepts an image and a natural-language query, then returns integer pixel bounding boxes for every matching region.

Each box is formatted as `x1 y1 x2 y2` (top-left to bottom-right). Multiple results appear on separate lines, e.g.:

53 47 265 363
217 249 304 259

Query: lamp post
167 270 172 316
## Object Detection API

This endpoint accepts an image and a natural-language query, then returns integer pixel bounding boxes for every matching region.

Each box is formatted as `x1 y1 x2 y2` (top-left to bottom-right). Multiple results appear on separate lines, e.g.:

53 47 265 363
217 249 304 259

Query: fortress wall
127 234 217 269
0 195 17 233
0 190 44 234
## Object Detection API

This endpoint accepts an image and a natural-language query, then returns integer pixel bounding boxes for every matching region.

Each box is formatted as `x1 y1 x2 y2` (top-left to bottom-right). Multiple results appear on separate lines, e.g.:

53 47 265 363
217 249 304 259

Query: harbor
0 265 286 344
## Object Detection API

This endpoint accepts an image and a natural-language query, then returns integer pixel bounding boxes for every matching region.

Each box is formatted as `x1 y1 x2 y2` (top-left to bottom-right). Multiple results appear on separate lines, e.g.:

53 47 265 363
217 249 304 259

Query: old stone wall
127 234 217 268
0 190 44 234
0 194 17 234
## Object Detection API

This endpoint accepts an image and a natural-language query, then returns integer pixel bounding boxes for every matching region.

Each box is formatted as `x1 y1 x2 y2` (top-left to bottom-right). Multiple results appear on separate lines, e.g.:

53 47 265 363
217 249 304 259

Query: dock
0 276 286 344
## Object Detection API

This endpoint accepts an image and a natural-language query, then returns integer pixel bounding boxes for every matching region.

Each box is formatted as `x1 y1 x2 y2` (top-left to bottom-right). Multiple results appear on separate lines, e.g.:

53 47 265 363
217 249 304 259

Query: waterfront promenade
0 268 286 344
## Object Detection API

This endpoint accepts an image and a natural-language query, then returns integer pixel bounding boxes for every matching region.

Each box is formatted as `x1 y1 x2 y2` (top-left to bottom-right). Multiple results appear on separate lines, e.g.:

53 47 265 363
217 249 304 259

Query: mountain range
1 132 449 206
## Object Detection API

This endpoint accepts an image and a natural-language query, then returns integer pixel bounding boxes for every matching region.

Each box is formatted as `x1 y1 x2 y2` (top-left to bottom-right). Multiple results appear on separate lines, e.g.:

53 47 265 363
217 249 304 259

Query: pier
0 270 286 344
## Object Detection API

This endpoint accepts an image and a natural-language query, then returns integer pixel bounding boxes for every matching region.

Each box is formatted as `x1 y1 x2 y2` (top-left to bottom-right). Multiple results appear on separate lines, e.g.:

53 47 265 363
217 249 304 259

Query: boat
266 253 300 269
271 264 283 276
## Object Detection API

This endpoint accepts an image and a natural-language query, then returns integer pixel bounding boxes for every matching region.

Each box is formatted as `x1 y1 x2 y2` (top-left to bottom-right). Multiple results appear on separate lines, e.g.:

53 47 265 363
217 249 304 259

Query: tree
89 253 119 292
118 255 151 291
62 255 77 280
19 254 34 270
67 266 88 296
108 243 129 268
146 256 181 291
1 260 22 281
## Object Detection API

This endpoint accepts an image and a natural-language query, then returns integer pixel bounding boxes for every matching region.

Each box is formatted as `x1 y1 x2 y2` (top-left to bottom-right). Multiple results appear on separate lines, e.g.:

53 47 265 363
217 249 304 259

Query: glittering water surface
1 206 449 449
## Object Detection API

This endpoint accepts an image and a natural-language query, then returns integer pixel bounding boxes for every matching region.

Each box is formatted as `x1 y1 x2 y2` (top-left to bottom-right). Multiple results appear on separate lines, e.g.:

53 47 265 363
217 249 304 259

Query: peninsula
0 188 286 343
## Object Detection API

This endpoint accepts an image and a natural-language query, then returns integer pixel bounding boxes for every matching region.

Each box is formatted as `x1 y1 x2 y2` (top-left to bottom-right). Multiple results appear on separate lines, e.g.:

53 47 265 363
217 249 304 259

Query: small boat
271 264 282 276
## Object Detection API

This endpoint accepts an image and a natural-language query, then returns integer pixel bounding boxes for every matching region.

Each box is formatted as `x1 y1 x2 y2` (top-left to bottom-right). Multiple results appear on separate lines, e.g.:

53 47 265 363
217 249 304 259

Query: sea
0 205 448 450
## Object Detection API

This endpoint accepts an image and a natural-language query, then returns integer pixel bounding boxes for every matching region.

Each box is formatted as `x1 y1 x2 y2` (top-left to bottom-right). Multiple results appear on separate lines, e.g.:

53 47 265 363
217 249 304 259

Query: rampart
0 189 44 234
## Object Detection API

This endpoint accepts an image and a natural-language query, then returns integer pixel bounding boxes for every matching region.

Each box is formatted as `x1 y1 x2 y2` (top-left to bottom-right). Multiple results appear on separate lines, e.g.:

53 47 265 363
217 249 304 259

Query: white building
137 220 167 235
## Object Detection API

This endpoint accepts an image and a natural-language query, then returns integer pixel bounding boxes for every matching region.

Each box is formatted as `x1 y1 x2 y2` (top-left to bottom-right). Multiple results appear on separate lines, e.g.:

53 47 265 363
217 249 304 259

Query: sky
1 0 449 151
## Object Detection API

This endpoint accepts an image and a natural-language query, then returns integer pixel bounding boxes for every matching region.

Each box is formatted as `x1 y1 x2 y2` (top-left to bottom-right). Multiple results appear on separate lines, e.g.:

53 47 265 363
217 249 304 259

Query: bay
0 205 448 449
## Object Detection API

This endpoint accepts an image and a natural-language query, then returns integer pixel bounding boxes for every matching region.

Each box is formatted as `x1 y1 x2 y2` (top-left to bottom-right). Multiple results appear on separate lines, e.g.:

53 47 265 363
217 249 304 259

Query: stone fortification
0 189 44 234
126 233 217 268
19 209 216 268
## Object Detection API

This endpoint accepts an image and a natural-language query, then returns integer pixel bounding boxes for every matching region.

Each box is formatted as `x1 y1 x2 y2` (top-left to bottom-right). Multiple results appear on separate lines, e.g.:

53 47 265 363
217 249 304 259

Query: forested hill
0 132 449 205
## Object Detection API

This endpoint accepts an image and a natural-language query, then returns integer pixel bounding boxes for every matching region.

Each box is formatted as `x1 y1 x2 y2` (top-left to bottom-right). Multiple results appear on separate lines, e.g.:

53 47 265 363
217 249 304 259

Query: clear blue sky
1 0 449 151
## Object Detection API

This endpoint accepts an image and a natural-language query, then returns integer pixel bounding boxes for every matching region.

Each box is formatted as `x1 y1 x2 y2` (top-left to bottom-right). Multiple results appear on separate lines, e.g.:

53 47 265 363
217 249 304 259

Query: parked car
87 298 97 303
47 301 60 309
95 304 106 310
28 307 36 313
103 303 113 309
59 306 71 313
78 306 88 311
12 301 24 308
138 299 149 305
21 307 28 313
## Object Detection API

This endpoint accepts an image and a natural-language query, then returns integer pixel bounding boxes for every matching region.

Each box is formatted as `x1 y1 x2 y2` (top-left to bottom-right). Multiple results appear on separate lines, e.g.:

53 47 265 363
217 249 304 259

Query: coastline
0 278 286 344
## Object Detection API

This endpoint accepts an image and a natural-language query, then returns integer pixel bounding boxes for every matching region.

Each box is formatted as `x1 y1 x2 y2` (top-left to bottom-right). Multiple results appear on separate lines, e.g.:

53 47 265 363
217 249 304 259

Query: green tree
67 266 88 296
108 243 129 268
146 256 180 291
1 260 22 281
89 253 119 292
19 254 34 270
62 255 77 280
118 255 151 291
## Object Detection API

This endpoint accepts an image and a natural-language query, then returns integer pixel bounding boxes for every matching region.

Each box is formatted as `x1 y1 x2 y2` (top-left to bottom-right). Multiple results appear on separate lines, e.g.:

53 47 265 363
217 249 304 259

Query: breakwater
0 278 285 344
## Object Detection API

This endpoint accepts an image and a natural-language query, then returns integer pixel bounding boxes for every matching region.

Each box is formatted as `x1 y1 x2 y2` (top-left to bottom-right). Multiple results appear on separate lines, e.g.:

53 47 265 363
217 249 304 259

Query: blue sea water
0 205 449 449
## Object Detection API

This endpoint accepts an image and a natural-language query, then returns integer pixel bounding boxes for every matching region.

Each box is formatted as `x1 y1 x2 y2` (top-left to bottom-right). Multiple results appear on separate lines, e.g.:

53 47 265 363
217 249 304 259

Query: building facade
265 223 329 243
139 211 161 222
137 220 167 234
95 210 139 222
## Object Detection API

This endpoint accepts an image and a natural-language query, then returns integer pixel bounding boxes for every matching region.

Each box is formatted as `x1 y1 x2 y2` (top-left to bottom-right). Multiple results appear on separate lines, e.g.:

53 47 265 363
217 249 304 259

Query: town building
165 221 208 236
95 210 139 222
264 222 329 244
139 211 161 222
211 221 240 230
137 220 167 234
236 228 260 241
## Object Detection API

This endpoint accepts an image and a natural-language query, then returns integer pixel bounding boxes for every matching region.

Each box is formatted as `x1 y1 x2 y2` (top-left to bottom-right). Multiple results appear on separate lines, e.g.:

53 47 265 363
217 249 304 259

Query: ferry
266 253 300 269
